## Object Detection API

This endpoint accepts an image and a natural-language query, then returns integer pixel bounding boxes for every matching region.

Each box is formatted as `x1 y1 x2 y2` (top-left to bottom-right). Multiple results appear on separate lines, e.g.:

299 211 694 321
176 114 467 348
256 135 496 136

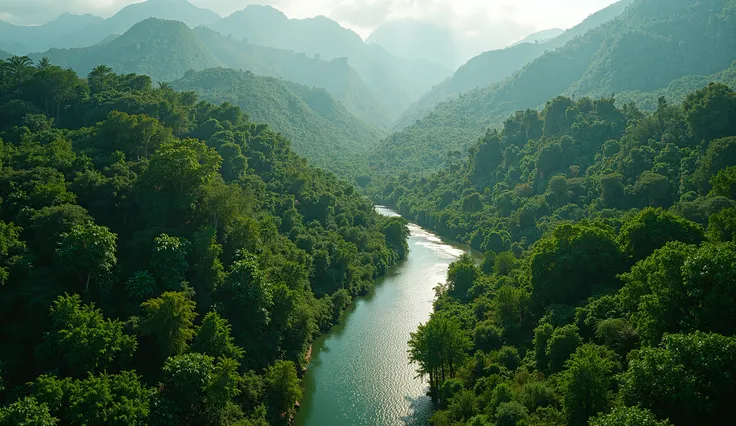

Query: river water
293 206 475 426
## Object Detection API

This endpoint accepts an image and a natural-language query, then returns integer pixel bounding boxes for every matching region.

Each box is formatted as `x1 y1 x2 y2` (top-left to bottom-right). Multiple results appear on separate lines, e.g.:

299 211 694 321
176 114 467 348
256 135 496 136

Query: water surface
293 206 475 426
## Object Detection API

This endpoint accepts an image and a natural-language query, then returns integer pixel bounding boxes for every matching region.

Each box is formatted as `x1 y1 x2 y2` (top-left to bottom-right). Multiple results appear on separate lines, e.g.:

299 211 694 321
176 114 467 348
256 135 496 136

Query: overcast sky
0 0 619 41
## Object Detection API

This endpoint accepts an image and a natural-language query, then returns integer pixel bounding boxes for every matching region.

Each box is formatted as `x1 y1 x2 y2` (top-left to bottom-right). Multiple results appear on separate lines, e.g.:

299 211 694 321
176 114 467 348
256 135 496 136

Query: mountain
367 20 458 69
171 68 383 174
30 18 221 83
0 49 11 60
0 0 220 53
513 28 565 45
370 0 736 176
393 0 636 131
0 13 104 53
193 28 390 128
209 5 452 120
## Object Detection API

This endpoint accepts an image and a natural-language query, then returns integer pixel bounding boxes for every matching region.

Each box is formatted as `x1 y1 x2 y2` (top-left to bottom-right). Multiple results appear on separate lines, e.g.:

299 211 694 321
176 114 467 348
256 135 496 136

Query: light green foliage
710 165 736 199
447 254 480 301
495 401 529 426
0 397 58 426
151 234 189 291
408 316 471 401
56 222 117 293
562 345 617 426
29 372 151 426
589 406 672 426
190 312 244 361
41 294 136 376
0 220 27 286
263 360 302 425
619 332 736 425
141 292 198 359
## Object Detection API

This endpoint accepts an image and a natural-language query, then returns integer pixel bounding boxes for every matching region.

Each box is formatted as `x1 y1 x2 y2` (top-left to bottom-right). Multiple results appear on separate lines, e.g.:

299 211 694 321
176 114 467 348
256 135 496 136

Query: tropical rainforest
389 83 736 425
0 58 409 425
1 0 736 425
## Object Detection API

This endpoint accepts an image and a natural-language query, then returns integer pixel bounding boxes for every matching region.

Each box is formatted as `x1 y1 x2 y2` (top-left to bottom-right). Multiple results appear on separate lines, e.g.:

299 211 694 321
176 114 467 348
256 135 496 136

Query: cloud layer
0 0 619 47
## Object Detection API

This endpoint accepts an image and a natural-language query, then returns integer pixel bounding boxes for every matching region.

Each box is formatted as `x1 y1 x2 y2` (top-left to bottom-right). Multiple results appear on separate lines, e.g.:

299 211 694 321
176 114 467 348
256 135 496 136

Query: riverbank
293 206 478 426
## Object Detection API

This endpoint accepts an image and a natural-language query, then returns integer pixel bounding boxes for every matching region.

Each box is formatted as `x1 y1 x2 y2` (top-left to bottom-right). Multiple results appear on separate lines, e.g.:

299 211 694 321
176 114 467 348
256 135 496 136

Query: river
293 206 477 426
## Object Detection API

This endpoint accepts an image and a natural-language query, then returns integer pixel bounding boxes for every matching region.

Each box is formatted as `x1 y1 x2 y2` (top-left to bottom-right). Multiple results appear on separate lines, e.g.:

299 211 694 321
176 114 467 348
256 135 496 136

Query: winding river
293 206 476 426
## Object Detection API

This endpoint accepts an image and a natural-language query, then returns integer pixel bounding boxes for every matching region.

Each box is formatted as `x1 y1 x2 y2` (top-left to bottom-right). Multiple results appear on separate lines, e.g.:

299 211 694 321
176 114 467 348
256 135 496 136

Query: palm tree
2 55 33 84
88 64 113 92
36 57 52 70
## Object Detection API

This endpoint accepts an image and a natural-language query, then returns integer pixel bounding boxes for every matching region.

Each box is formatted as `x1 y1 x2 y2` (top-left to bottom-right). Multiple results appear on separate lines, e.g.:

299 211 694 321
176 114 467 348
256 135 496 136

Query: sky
0 0 620 44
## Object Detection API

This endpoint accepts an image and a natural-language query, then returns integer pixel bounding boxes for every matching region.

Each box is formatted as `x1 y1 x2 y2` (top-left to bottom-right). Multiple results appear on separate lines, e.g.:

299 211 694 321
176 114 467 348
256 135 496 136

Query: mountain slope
0 13 104 53
0 0 220 53
371 0 736 176
171 68 383 174
193 27 390 128
209 5 452 120
30 18 221 82
513 28 565 45
394 0 636 130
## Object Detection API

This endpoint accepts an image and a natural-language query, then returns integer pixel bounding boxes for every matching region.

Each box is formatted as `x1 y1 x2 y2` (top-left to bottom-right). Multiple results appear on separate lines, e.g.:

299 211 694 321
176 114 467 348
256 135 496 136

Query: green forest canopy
0 57 409 425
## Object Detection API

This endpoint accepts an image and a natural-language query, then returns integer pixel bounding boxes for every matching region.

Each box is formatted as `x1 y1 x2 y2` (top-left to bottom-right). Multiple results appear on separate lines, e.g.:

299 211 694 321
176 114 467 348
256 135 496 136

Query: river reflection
293 206 477 426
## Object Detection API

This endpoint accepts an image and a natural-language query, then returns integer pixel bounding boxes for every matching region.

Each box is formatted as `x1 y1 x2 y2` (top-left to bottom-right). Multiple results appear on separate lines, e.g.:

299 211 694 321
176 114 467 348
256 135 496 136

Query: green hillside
394 0 636 131
0 61 407 426
171 68 383 174
372 0 736 176
31 18 222 82
209 5 452 120
387 82 736 426
194 27 390 128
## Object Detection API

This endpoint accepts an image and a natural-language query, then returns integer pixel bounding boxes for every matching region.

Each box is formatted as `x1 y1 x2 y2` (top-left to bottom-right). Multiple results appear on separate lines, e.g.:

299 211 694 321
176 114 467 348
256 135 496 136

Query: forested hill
372 0 736 177
208 5 452 121
391 82 736 425
192 27 390 128
0 0 220 53
393 0 636 131
28 18 391 130
0 59 410 425
30 18 221 83
171 68 384 175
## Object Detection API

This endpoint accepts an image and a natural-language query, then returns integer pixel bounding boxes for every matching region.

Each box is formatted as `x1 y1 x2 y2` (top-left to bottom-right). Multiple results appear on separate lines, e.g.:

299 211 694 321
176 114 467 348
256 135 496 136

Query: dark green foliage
405 78 736 426
617 208 704 261
0 63 408 422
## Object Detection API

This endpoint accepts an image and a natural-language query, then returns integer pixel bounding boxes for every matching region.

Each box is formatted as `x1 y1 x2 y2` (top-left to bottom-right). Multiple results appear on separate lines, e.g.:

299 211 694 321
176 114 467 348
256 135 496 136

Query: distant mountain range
512 28 565 46
393 0 637 131
207 5 452 120
0 0 219 53
369 0 736 175
366 20 458 69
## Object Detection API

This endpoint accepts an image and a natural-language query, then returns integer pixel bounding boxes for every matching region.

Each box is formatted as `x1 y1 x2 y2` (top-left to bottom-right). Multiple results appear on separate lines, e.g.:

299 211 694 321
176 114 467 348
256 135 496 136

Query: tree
707 207 736 242
2 55 34 85
599 173 625 208
56 222 117 293
88 65 114 93
190 312 244 361
140 292 197 359
0 220 28 286
692 136 736 192
447 254 480 300
619 332 736 425
710 165 736 199
40 294 136 377
473 321 503 352
634 171 670 207
408 316 471 401
191 226 225 310
546 325 582 373
617 208 704 262
683 83 736 143
619 242 736 343
125 271 157 301
0 397 58 426
495 401 529 426
530 223 624 309
381 216 410 259
562 344 617 426
264 360 302 424
150 234 189 291
589 406 672 426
